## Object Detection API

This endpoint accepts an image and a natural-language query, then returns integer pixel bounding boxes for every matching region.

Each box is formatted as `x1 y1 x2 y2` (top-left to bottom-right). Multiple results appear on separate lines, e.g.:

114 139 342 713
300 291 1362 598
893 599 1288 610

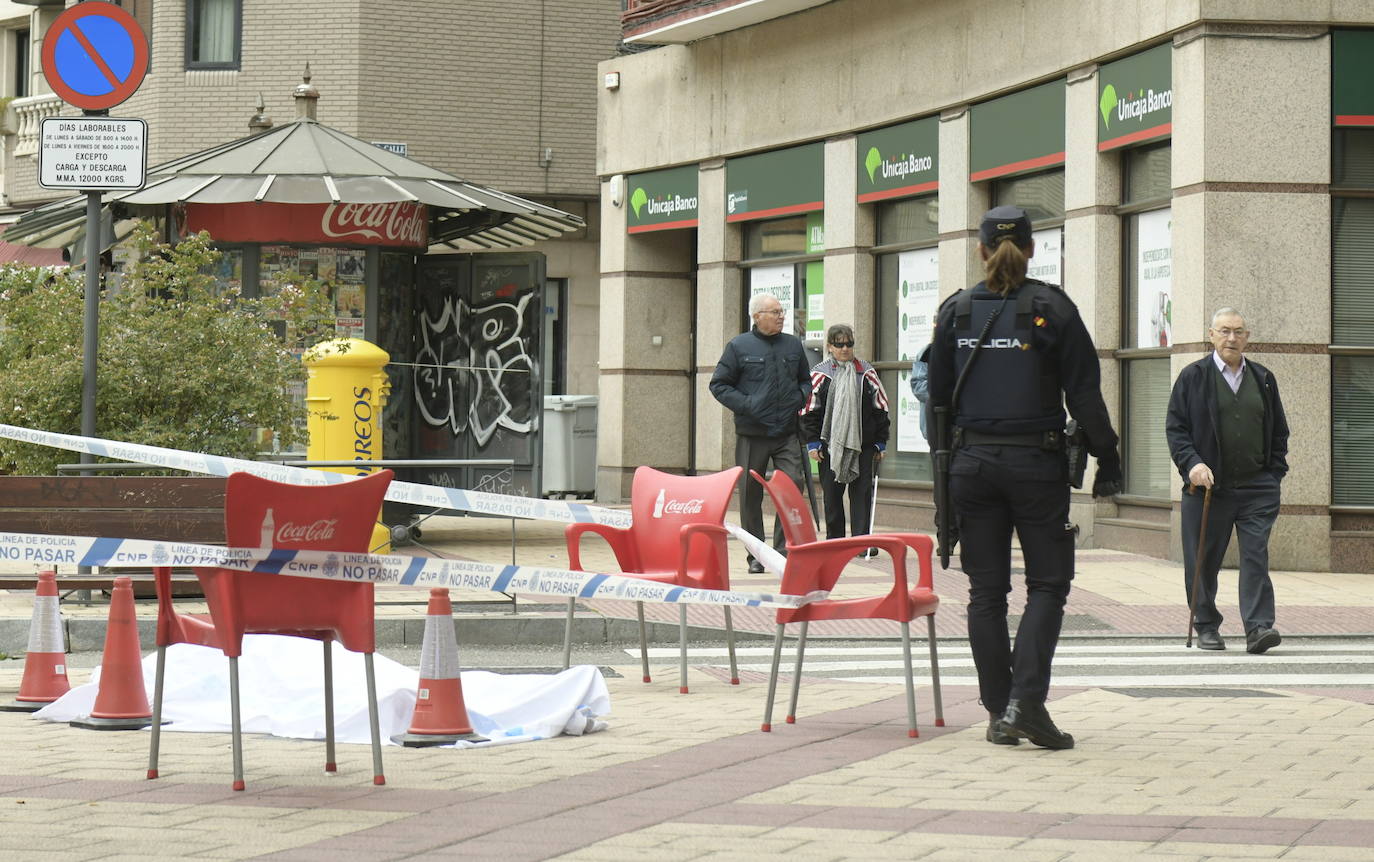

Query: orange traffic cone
1 570 70 713
71 576 153 731
391 588 485 747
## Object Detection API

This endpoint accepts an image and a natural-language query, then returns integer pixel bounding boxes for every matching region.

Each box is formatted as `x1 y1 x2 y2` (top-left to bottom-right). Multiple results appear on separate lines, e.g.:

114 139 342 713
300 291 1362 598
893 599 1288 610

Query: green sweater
1213 363 1266 485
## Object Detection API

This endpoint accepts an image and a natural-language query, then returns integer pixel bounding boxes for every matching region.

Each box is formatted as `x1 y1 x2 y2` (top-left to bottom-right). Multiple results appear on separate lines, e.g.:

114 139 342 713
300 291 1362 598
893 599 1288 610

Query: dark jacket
1165 354 1290 487
710 326 811 438
801 357 890 450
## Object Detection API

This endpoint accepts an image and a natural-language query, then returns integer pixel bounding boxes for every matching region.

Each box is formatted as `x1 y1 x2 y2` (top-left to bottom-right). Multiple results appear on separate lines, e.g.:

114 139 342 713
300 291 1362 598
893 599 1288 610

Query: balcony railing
9 93 64 157
622 0 835 44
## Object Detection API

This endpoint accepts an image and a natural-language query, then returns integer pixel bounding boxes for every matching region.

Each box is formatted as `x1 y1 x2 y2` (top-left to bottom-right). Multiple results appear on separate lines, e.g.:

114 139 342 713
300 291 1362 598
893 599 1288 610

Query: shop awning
4 117 585 252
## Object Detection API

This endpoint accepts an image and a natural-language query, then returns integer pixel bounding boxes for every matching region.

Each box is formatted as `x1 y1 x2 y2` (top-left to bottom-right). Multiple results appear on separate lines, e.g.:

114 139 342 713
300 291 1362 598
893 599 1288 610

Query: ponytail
983 238 1029 295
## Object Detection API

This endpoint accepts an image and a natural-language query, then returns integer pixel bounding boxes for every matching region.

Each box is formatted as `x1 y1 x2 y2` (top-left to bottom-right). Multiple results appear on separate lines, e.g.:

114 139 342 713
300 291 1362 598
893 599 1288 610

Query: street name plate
38 116 147 190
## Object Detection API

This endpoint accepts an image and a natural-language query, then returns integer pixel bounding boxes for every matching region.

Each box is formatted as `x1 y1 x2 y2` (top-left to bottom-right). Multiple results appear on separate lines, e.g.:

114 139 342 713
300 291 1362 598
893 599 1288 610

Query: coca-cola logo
321 202 427 246
662 498 705 515
276 519 339 544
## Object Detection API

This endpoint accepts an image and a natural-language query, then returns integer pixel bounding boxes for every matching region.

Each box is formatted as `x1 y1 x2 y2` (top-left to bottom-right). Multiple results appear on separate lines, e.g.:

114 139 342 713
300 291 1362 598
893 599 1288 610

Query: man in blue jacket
1166 308 1289 654
710 292 812 573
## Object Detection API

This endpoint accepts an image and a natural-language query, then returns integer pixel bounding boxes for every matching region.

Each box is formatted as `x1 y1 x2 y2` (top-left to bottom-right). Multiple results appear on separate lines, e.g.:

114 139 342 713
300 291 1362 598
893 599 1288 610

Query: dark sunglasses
830 340 854 348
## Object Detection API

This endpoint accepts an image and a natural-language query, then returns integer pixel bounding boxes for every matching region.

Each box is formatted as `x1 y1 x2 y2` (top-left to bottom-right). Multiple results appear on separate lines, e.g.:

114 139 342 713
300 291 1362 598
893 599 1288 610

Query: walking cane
796 432 822 527
1185 484 1214 648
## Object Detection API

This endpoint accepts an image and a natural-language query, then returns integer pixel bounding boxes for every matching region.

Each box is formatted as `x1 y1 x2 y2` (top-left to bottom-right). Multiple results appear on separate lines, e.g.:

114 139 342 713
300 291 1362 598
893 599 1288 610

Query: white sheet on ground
32 635 610 747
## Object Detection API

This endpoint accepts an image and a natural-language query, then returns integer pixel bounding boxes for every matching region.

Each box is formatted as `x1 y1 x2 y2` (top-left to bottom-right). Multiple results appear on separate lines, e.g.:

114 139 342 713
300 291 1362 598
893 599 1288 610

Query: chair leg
364 652 385 786
229 656 245 791
724 606 739 685
901 621 918 738
562 596 575 671
761 624 785 732
786 620 808 724
637 602 651 683
147 645 167 779
678 603 689 694
323 641 337 773
926 614 945 727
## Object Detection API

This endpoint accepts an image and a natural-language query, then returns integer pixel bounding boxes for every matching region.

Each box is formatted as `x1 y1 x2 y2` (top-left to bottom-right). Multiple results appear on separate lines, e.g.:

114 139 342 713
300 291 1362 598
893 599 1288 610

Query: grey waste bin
542 395 598 496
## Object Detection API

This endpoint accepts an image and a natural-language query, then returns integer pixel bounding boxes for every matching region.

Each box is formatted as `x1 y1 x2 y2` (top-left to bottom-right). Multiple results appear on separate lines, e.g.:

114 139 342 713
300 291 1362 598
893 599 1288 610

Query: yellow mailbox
303 338 391 552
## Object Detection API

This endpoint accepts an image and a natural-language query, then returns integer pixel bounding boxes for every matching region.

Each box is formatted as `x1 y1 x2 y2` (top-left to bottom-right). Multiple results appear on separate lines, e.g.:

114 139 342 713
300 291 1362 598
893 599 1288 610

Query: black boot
985 710 1019 746
1002 699 1074 750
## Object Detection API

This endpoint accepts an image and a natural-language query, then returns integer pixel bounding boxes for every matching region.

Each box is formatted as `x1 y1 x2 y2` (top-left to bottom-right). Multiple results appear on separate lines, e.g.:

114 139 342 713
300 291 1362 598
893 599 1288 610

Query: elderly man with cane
1166 307 1289 654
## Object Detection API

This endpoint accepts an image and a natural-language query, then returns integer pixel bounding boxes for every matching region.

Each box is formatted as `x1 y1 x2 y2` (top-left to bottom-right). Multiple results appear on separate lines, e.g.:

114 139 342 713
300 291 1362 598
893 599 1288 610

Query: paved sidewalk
4 512 1374 859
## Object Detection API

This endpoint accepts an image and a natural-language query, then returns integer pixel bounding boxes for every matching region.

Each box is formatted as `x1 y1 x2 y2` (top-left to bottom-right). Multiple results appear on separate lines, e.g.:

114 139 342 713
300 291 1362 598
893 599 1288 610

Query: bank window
1117 142 1173 498
186 0 240 70
1331 129 1374 505
741 214 825 357
874 194 938 483
992 170 1065 288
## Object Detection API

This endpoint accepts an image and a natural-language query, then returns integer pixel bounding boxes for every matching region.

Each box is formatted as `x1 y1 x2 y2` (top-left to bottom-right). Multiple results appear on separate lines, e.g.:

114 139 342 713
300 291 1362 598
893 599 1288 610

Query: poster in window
337 250 367 282
1135 207 1172 348
896 248 939 453
749 263 794 322
1029 227 1062 287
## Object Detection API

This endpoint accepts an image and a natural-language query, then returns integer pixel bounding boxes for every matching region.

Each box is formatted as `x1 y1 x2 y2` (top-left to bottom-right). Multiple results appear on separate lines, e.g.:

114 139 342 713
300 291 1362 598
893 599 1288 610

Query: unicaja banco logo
630 186 648 217
865 146 934 185
1100 83 1172 128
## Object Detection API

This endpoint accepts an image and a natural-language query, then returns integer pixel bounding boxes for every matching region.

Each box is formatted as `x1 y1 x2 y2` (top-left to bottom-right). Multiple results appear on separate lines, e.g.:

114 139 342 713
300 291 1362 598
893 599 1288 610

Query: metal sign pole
80 187 100 468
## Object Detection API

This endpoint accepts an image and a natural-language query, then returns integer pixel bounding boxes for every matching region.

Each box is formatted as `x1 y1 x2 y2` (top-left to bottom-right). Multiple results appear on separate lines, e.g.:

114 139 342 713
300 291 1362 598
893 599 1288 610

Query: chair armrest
784 535 910 594
678 523 731 590
565 522 637 572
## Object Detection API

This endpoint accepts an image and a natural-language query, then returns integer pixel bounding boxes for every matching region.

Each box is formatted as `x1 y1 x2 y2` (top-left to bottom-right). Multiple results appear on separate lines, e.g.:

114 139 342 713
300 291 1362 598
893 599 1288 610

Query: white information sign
38 117 147 190
749 264 795 323
896 248 939 453
1135 207 1173 348
1029 227 1062 287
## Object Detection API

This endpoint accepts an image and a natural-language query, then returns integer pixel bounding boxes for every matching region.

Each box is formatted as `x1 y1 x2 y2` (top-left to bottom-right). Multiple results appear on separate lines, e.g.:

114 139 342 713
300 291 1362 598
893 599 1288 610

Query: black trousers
818 447 876 540
1181 473 1281 635
735 432 805 563
950 445 1074 713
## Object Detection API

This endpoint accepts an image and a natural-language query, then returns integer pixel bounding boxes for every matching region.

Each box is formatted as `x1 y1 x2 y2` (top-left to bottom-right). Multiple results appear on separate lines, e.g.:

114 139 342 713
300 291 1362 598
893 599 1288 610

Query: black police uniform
928 277 1119 718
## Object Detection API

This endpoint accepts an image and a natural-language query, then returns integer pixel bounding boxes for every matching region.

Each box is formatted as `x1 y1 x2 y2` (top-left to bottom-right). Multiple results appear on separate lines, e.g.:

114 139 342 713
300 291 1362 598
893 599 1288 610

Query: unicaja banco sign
856 116 939 203
627 164 699 234
1098 43 1172 151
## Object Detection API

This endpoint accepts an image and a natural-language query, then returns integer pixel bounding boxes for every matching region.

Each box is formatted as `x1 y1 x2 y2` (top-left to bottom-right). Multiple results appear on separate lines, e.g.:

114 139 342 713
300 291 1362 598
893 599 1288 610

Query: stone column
693 160 742 475
596 176 697 502
822 135 874 347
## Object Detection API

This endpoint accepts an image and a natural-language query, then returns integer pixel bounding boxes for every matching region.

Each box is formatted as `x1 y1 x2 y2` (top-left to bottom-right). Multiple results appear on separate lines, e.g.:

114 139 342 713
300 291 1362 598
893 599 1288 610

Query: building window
1117 142 1172 498
1331 129 1374 505
13 28 28 98
874 194 939 482
186 0 240 70
741 214 825 359
991 170 1065 287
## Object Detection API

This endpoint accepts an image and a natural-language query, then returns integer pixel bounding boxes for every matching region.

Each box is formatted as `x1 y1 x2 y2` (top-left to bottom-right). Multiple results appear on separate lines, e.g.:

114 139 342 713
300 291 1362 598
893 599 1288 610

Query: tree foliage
0 224 336 474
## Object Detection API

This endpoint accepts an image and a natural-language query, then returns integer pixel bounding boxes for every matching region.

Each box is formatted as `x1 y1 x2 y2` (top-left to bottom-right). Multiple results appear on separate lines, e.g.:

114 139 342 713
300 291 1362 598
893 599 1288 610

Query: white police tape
0 423 631 529
0 423 789 576
0 531 820 609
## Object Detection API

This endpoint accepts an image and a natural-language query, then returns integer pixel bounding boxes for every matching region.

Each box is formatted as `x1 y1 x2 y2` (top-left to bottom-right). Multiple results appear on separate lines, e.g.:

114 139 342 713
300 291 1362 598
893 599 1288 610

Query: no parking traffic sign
41 1 149 112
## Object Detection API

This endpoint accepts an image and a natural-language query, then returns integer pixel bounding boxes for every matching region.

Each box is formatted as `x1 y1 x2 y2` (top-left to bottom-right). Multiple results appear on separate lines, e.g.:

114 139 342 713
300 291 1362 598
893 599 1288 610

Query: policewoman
928 205 1122 750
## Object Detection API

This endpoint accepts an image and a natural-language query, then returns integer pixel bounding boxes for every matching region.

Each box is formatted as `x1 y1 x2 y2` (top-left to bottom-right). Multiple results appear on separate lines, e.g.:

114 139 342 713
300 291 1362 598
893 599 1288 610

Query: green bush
0 224 335 474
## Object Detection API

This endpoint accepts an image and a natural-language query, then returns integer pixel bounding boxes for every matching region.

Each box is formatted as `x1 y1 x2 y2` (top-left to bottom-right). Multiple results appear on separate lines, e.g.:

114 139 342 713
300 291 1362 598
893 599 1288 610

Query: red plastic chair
562 466 743 693
751 469 944 738
147 469 394 791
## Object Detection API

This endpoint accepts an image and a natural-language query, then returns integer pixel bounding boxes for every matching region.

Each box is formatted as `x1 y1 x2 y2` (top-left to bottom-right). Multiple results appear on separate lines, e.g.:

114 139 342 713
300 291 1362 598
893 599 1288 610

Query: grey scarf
821 359 863 484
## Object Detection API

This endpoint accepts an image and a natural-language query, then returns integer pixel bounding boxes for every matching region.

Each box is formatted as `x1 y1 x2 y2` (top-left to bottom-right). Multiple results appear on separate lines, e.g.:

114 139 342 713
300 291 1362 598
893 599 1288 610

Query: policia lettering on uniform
928 206 1122 751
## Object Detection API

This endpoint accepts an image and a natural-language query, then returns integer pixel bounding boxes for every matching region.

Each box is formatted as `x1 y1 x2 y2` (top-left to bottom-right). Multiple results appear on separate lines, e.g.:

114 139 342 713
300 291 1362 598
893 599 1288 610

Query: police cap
979 205 1033 248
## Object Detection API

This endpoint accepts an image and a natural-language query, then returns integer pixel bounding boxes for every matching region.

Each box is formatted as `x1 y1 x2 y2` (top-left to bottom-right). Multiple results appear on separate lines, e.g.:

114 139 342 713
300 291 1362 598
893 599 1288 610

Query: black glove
1092 455 1123 500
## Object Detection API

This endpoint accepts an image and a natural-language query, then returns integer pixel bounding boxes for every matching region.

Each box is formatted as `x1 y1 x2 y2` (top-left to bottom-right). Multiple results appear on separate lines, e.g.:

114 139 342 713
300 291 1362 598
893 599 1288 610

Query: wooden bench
0 476 226 595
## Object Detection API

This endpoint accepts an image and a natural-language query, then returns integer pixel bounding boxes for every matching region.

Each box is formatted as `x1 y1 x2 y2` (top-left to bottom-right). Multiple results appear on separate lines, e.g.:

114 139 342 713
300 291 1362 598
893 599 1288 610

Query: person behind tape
801 323 890 543
710 292 812 573
928 205 1122 750
1165 307 1288 655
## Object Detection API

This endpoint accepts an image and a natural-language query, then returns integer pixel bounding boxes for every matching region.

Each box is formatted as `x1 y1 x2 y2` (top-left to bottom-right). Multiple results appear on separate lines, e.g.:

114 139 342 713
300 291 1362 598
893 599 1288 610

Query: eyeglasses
1211 328 1248 338
755 309 786 317
830 341 854 349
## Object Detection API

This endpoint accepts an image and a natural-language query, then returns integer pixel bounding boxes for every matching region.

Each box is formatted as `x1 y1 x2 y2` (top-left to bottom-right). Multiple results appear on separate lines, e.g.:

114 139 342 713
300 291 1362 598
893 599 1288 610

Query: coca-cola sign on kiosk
181 201 429 248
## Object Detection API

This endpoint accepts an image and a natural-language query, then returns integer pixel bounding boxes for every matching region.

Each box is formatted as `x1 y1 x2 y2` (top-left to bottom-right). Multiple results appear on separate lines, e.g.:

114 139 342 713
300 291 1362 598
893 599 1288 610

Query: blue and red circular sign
42 2 149 111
